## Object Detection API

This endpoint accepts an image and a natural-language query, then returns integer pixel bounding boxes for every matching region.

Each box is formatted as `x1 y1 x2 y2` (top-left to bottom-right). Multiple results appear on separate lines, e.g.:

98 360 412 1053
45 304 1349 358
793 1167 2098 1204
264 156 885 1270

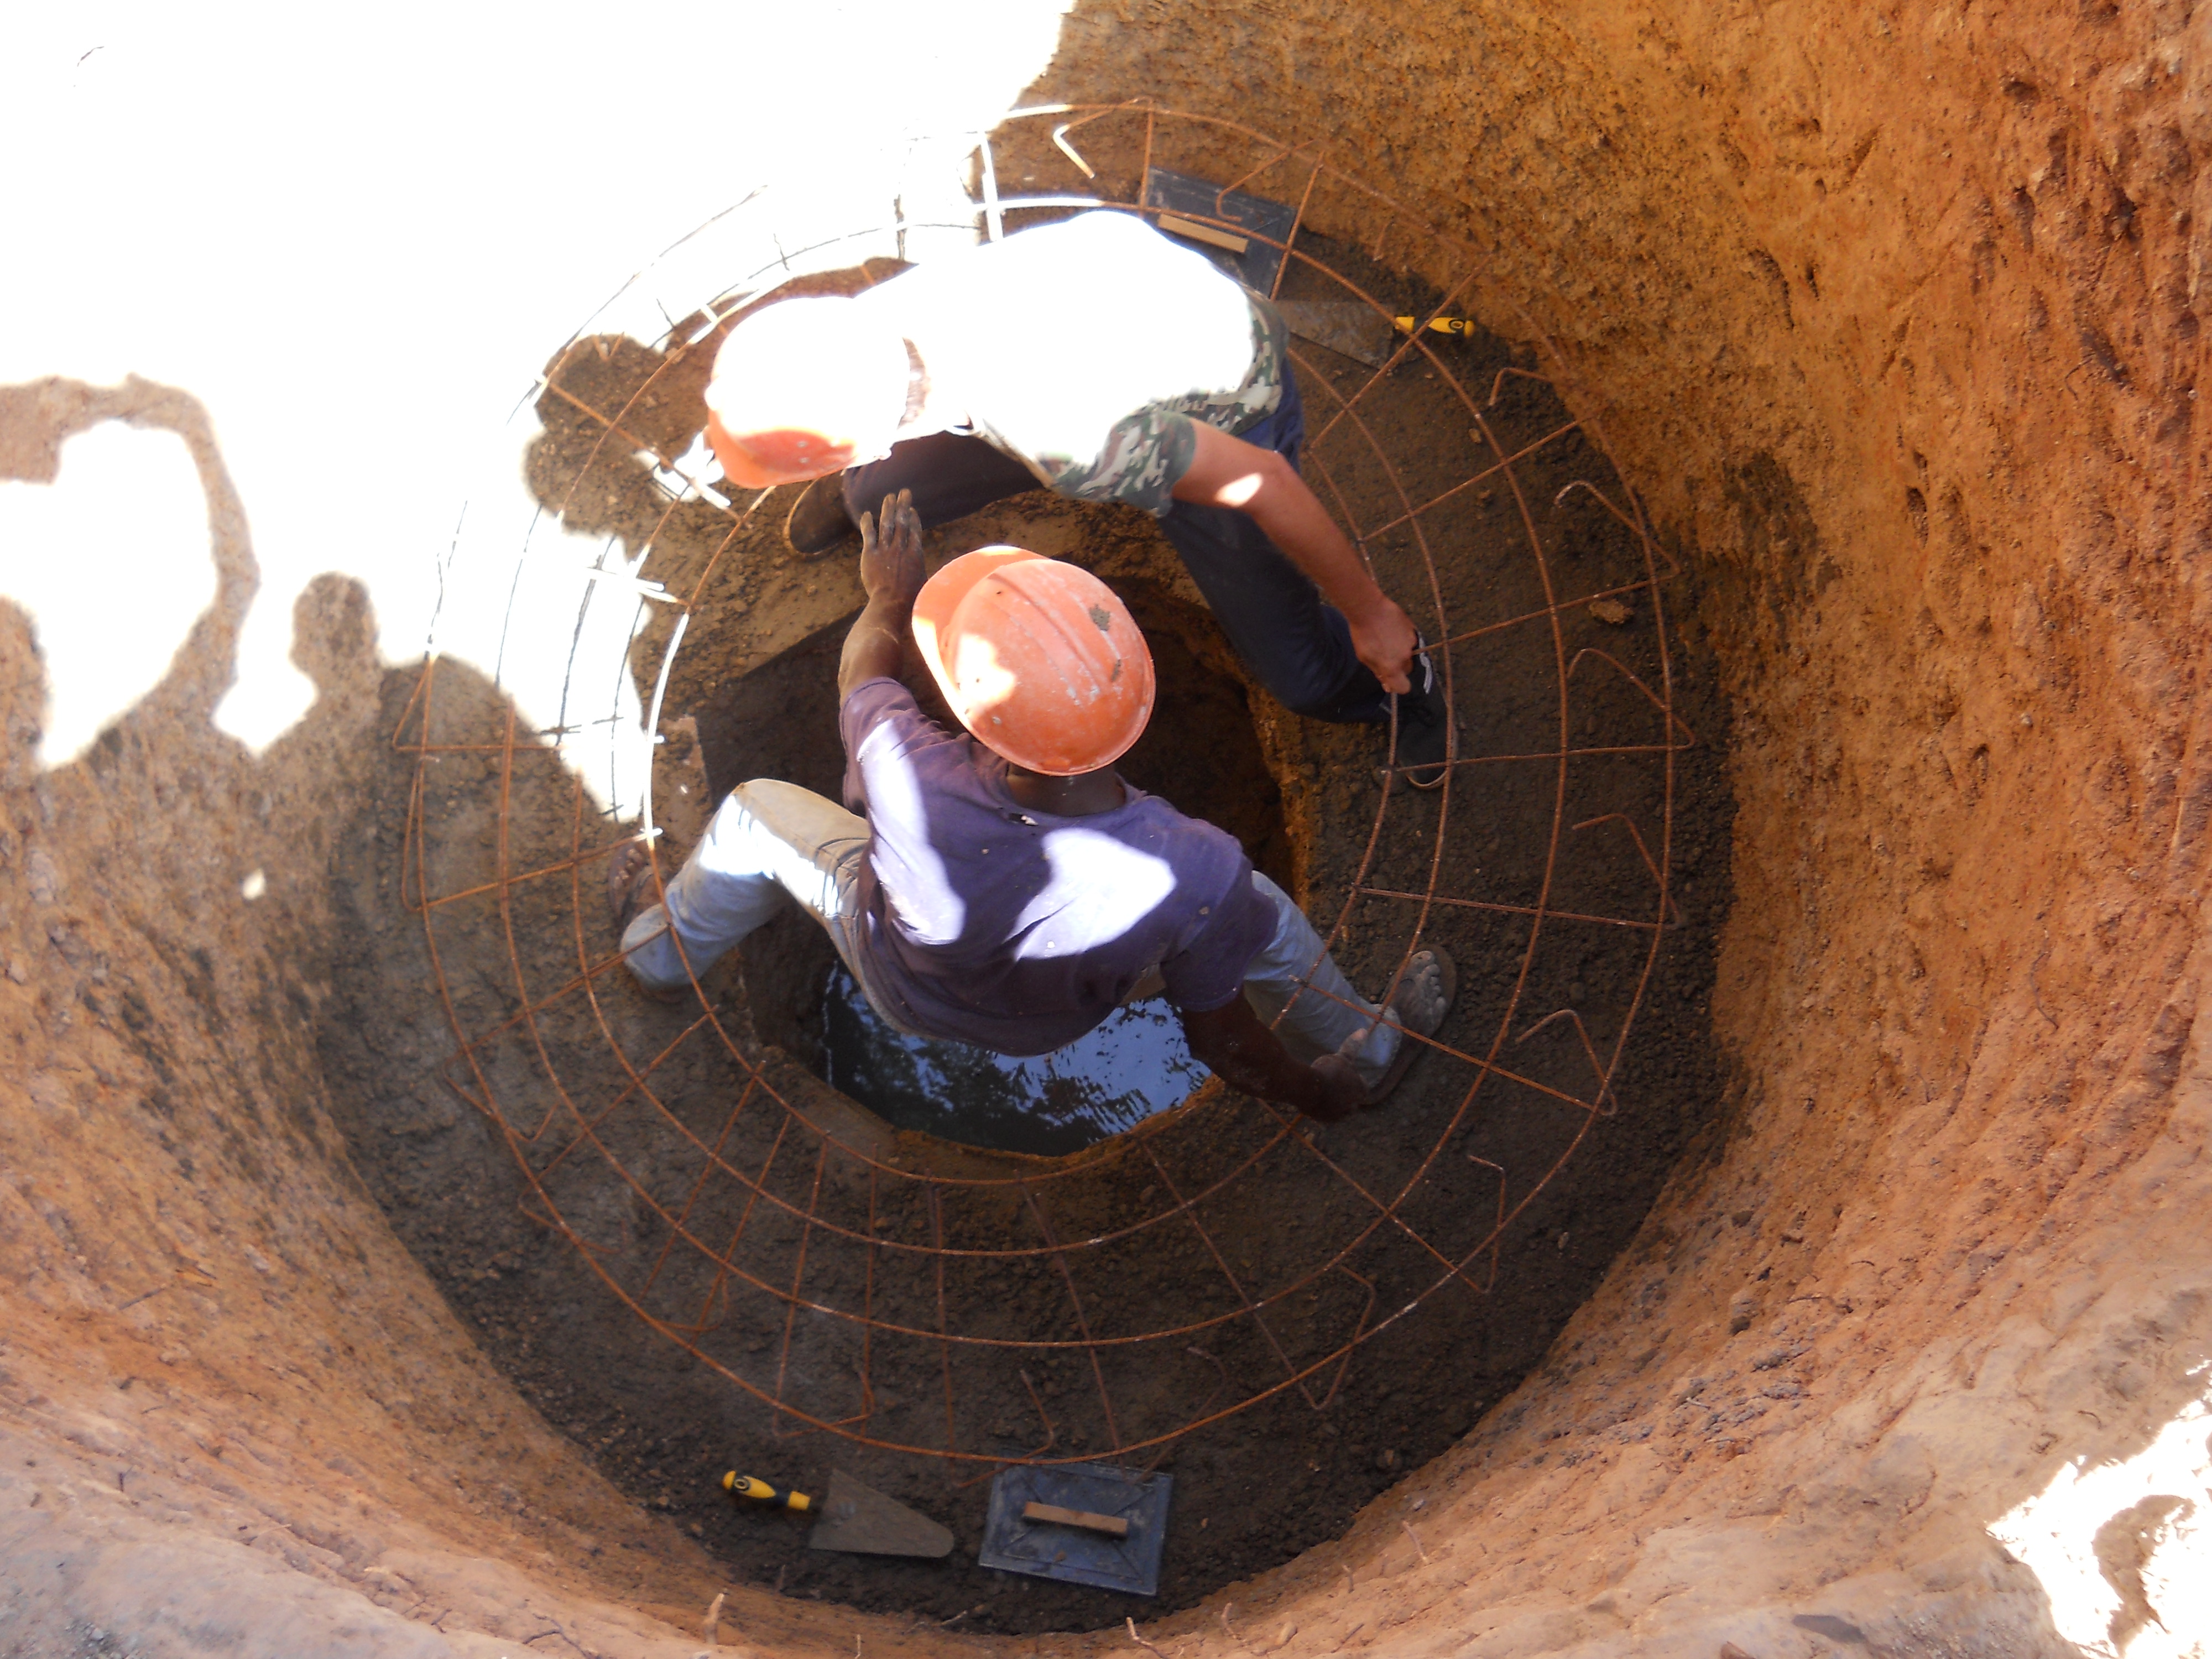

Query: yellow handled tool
724 1472 812 1511
1275 300 1481 368
1393 315 1479 338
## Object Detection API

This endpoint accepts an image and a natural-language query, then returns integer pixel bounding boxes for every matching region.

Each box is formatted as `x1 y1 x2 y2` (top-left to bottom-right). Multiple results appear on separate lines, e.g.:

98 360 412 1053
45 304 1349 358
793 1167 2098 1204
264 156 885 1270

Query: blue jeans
840 373 1391 725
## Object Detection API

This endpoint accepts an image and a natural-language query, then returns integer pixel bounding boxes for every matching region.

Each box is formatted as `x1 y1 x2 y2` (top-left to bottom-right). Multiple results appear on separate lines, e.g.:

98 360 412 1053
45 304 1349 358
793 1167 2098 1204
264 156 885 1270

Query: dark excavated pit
696 591 1293 1156
314 169 1734 1634
6 22 2193 1655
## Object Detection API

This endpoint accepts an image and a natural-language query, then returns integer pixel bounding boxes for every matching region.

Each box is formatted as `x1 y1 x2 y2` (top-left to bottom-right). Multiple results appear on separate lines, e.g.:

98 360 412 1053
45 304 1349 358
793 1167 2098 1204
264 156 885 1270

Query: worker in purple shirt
610 491 1455 1123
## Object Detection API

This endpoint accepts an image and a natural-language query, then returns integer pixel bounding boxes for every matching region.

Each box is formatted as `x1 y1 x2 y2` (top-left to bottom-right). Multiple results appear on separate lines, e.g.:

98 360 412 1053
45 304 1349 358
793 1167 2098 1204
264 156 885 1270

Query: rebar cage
396 103 1691 1481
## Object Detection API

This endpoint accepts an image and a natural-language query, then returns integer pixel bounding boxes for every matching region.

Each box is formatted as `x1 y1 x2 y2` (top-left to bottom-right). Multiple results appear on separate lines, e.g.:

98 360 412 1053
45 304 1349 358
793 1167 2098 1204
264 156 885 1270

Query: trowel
1274 302 1484 369
722 1469 953 1558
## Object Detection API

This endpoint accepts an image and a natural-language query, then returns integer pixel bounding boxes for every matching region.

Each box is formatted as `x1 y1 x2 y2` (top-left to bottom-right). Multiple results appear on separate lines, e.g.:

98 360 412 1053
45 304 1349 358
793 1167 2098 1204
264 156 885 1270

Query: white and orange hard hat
702 297 910 488
911 547 1155 776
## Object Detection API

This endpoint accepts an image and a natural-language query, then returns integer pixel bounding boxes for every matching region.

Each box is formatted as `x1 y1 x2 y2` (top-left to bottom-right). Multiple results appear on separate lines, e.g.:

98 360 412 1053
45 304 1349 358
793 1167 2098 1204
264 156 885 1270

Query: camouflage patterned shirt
863 211 1290 519
1024 292 1288 515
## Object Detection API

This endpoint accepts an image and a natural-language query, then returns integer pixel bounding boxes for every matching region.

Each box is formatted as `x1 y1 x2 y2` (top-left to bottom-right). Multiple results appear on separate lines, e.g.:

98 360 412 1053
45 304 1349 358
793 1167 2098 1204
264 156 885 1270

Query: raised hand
857 488 925 606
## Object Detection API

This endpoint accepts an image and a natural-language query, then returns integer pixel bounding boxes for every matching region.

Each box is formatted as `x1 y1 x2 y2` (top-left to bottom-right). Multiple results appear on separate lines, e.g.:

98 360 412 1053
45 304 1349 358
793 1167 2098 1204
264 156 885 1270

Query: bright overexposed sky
0 0 1074 764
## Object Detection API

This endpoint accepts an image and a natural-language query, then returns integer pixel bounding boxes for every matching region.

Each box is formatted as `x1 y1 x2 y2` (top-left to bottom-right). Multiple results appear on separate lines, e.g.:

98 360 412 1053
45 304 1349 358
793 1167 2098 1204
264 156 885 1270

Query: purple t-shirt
838 679 1276 1056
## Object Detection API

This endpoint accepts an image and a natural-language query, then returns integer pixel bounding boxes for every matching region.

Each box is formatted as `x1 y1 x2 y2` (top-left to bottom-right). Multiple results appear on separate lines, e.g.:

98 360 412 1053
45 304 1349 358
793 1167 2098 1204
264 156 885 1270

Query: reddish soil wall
2 3 2206 1655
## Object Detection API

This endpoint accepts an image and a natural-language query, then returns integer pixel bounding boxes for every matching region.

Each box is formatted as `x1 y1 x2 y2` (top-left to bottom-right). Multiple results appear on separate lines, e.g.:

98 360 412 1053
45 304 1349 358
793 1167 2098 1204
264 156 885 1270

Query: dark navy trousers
840 373 1391 726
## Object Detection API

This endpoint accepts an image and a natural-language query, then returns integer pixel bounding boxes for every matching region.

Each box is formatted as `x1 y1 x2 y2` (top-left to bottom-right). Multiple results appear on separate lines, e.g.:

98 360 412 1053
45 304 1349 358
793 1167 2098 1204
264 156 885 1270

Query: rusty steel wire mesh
396 105 1691 1476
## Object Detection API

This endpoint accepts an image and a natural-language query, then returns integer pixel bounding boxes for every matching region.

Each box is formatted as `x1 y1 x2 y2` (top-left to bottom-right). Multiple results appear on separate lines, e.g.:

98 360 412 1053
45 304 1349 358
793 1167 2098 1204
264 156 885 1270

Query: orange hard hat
703 297 910 489
912 547 1155 776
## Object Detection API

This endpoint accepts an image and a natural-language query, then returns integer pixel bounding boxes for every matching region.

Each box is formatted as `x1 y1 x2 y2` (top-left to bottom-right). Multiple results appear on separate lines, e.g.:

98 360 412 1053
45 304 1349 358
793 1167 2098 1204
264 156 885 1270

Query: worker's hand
1347 597 1419 696
857 488 925 607
1299 1052 1368 1123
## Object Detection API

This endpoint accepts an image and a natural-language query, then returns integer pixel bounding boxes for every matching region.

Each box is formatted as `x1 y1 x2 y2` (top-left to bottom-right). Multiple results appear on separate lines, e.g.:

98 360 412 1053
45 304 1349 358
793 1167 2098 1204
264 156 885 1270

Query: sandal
1361 946 1457 1109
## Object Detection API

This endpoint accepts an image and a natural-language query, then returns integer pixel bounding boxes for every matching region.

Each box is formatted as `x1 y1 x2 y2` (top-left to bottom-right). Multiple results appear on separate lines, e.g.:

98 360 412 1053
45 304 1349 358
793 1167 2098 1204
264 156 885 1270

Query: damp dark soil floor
319 193 1735 1635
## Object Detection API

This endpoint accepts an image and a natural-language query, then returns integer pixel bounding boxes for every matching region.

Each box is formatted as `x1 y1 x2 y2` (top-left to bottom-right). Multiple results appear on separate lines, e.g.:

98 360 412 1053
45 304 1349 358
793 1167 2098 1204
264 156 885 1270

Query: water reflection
818 965 1207 1155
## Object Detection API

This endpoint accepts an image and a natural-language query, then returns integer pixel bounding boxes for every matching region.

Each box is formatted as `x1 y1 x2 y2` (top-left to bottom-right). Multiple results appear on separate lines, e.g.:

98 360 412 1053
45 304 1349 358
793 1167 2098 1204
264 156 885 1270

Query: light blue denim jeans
622 780 1401 1083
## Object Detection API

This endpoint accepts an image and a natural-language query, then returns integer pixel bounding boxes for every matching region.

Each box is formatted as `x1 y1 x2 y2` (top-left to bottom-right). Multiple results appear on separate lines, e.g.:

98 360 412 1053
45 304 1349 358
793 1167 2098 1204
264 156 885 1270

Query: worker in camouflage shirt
702 210 1453 785
1006 284 1290 509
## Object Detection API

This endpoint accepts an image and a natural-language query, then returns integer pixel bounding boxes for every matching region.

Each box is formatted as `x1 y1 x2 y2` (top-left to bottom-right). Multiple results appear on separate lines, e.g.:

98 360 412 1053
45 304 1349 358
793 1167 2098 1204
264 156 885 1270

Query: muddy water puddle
820 963 1204 1154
